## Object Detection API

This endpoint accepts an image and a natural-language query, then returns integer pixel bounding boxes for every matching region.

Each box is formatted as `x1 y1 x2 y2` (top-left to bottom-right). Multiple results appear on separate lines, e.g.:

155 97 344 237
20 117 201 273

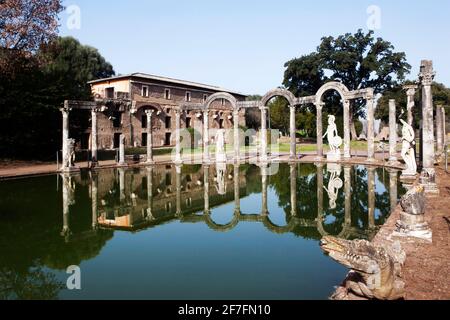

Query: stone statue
324 115 343 160
320 236 406 300
215 162 227 195
400 119 417 177
215 129 227 163
394 185 432 241
324 164 343 209
64 139 76 169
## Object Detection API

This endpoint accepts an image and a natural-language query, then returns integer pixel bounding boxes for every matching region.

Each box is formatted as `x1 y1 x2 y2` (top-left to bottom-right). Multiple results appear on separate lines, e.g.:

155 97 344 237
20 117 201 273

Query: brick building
87 73 247 150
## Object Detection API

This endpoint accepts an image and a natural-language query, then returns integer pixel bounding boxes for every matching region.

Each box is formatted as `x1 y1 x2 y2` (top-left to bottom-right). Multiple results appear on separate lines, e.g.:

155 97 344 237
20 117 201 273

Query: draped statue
400 119 417 176
324 115 343 160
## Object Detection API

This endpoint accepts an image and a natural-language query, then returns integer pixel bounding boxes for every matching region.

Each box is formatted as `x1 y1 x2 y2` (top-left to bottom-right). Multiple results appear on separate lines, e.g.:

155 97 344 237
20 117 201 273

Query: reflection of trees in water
0 266 64 300
0 175 113 299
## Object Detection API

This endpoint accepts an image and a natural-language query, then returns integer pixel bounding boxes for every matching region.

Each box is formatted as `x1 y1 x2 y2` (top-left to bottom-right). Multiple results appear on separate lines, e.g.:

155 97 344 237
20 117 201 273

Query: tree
0 37 115 159
376 81 450 126
268 97 289 135
0 0 63 74
283 29 411 139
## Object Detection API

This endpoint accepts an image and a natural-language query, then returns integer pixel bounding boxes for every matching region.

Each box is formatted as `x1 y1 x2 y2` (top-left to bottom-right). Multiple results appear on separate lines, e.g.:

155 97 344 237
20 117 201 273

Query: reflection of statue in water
324 115 343 160
400 119 417 176
324 164 343 209
215 163 227 195
215 129 227 163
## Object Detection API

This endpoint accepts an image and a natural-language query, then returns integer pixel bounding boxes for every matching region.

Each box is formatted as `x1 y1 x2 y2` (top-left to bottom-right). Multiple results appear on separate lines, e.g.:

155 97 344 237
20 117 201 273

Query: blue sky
59 0 450 95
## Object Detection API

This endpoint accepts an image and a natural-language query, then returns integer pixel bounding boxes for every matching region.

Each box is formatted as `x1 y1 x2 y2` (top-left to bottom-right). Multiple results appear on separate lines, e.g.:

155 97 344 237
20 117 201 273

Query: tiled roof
88 72 247 97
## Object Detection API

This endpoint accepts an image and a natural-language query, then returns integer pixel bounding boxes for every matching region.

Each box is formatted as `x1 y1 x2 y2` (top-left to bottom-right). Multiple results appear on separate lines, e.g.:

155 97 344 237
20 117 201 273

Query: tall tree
0 0 63 74
0 37 115 159
283 29 411 139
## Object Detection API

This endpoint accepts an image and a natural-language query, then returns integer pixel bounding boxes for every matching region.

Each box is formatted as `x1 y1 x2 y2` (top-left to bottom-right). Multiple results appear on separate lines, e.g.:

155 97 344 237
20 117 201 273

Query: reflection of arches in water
204 211 240 232
316 215 351 239
262 216 297 235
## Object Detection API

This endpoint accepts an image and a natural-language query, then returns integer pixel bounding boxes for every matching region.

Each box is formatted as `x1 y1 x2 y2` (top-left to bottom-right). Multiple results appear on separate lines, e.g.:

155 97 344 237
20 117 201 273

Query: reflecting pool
0 163 406 300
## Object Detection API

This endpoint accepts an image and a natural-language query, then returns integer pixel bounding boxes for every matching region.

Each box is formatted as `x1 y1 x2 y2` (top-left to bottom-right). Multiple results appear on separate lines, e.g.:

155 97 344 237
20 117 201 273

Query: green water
0 163 405 300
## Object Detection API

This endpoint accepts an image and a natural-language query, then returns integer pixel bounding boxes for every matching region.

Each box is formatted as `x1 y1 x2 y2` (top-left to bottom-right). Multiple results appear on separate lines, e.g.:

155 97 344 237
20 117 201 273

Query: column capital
419 60 435 86
60 106 70 114
145 109 155 116
259 105 269 111
403 84 418 96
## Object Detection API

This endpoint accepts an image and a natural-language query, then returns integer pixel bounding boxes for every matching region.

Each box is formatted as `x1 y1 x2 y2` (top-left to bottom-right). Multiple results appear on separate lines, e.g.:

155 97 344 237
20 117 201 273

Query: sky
59 0 450 95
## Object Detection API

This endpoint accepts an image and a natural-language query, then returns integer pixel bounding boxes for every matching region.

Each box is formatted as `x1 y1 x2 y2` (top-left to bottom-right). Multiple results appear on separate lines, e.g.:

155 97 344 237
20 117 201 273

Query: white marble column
290 163 297 216
367 95 376 161
203 110 210 163
404 85 418 127
388 100 399 164
436 105 444 161
234 164 240 214
443 107 447 146
419 60 439 194
315 103 324 159
233 109 240 163
91 173 98 229
343 100 351 159
204 165 210 214
145 110 154 164
118 134 126 166
174 109 182 164
260 105 268 162
290 106 297 159
368 167 376 229
91 108 98 163
60 106 69 170
261 165 268 216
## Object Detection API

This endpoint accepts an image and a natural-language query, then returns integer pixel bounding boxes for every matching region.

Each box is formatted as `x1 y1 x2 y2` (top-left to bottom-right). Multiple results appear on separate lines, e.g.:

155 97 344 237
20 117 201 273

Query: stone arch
205 92 237 110
314 81 349 105
261 88 297 106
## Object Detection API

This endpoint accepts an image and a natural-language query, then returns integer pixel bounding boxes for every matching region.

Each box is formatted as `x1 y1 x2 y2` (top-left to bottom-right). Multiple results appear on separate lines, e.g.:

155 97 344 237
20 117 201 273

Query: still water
0 163 405 300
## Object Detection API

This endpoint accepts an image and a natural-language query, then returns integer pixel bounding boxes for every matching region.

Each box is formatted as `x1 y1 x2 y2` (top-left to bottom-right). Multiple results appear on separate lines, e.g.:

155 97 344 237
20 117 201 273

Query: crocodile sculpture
320 236 406 300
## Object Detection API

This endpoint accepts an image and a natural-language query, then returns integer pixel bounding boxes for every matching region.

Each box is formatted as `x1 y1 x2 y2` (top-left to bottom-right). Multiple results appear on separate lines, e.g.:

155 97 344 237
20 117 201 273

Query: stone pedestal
393 186 432 241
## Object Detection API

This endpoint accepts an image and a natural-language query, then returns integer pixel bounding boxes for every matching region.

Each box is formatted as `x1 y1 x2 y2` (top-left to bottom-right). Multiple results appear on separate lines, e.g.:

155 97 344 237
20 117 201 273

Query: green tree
0 37 115 159
268 97 289 135
376 81 450 126
284 29 411 139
